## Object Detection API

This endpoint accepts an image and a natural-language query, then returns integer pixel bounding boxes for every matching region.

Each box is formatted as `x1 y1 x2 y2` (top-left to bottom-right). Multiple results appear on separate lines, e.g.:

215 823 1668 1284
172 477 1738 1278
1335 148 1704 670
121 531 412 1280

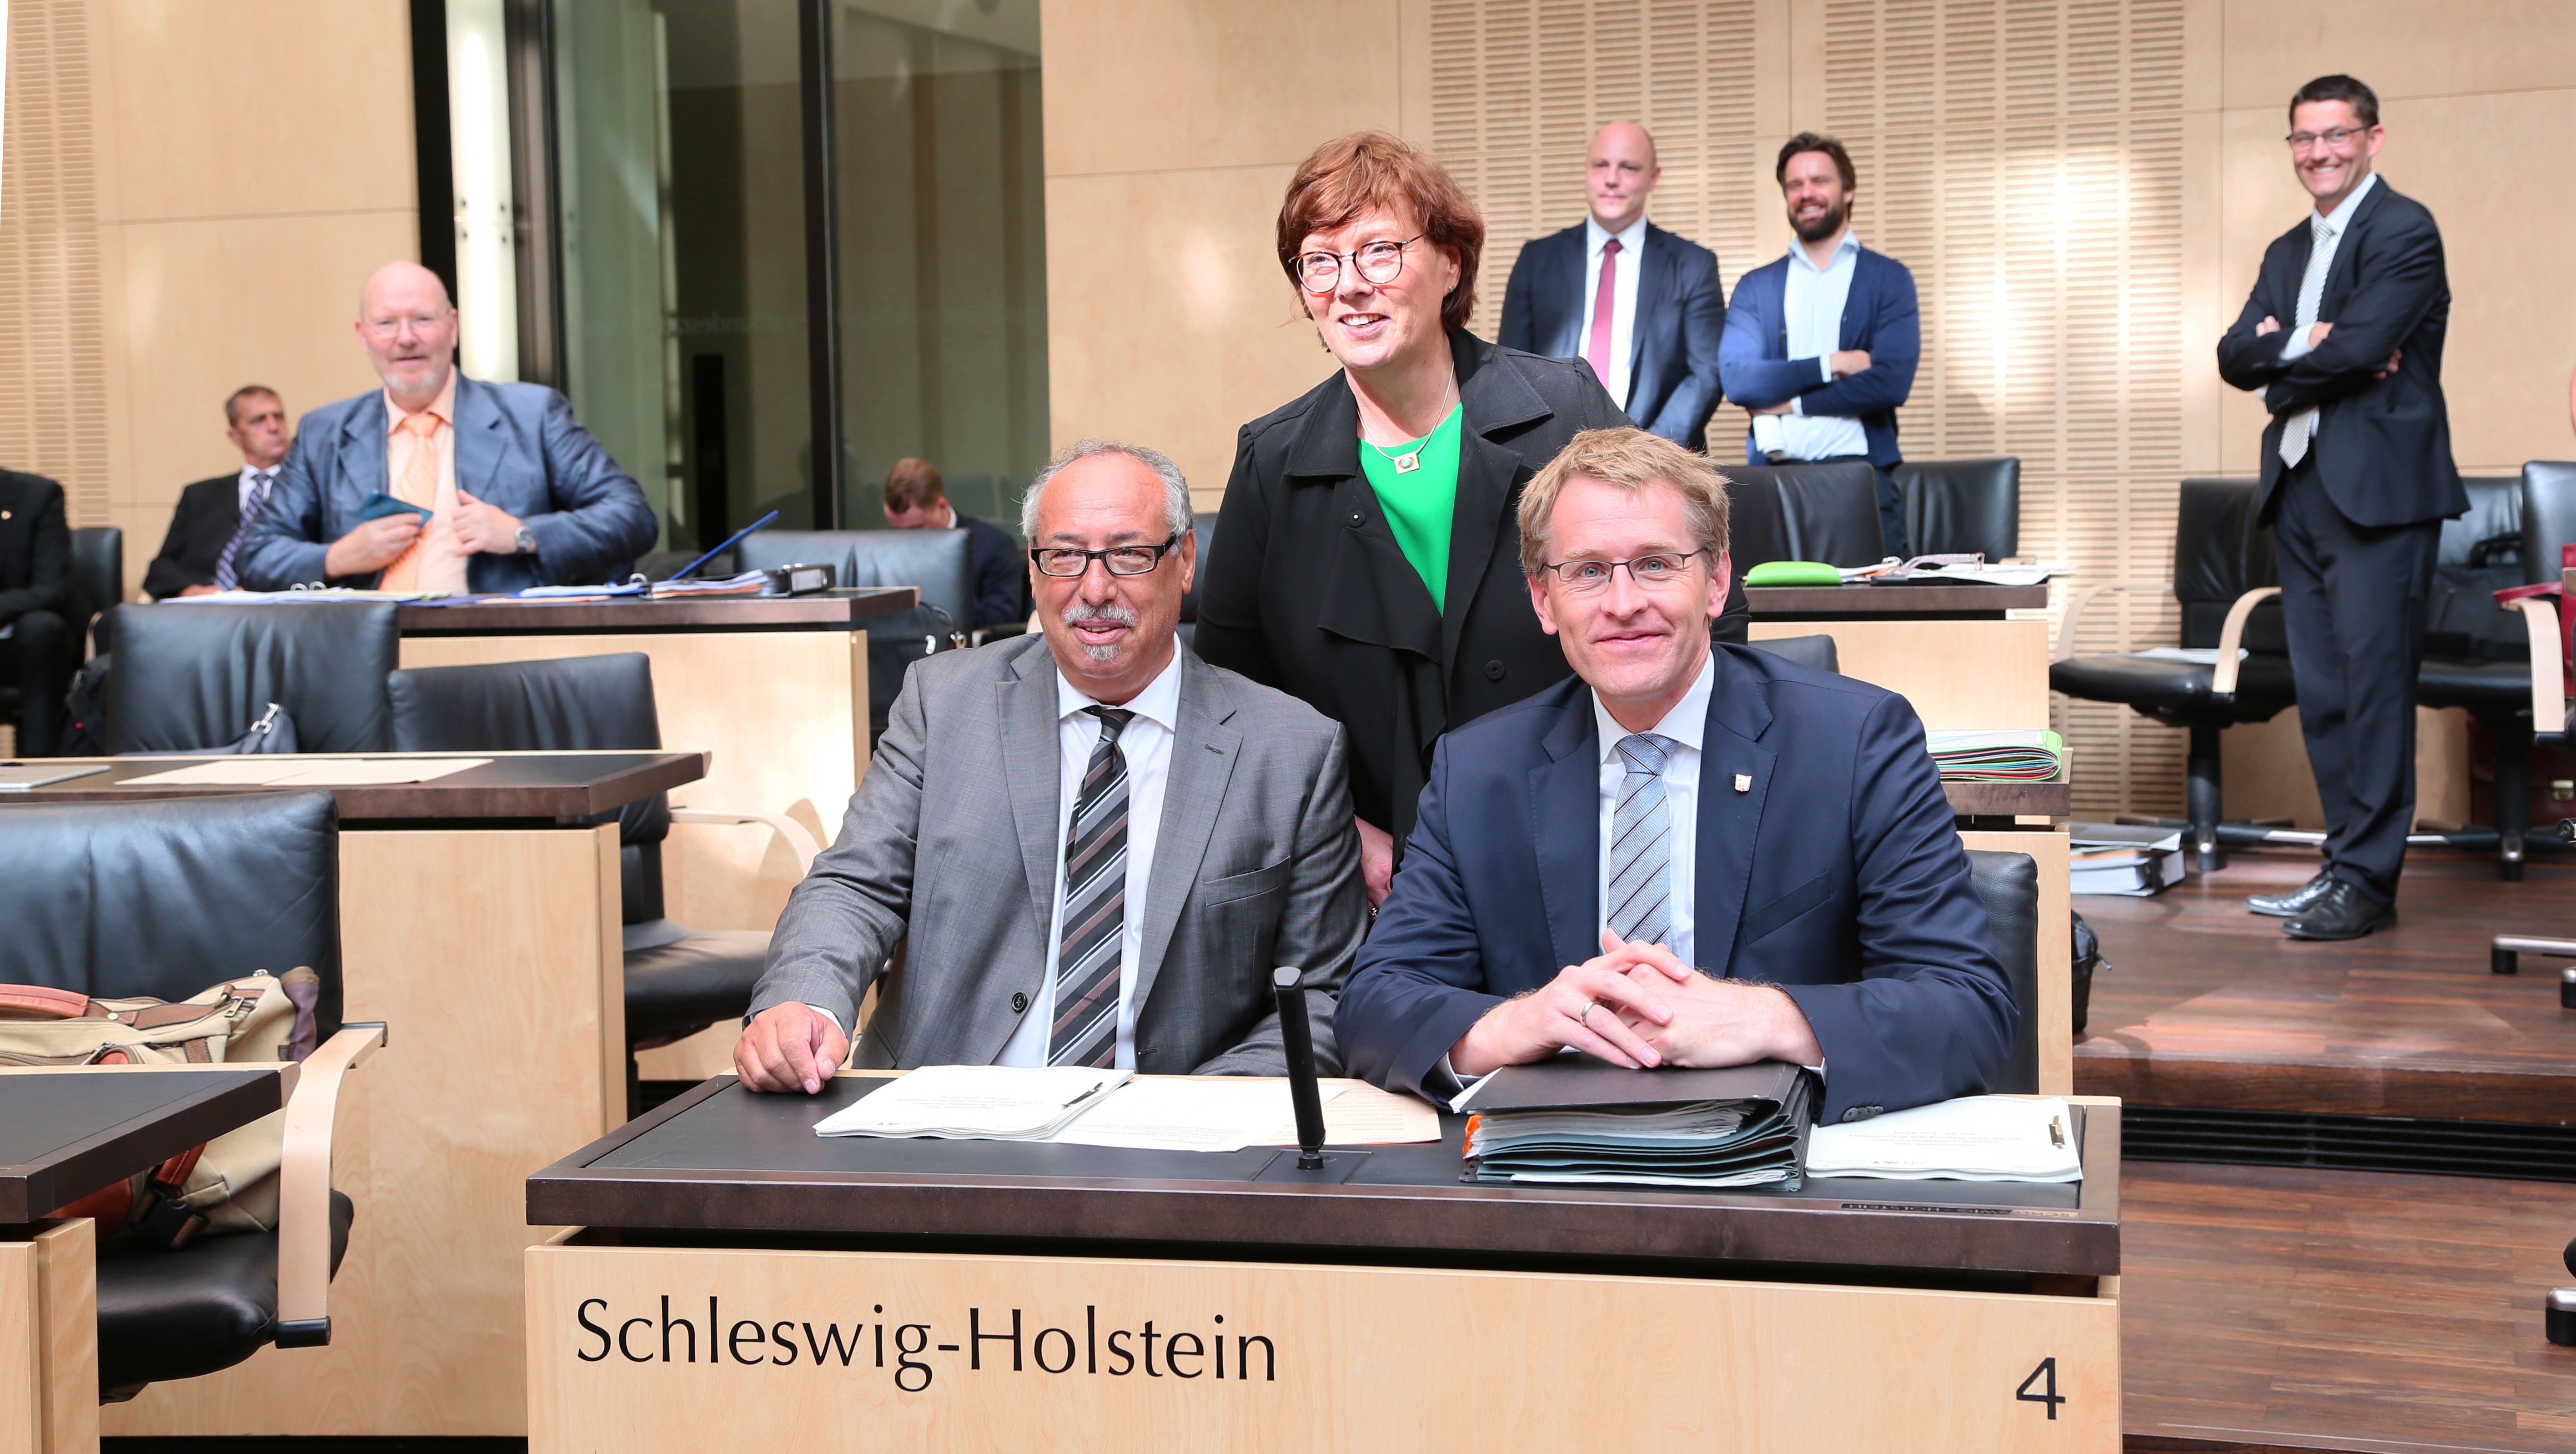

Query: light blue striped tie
1607 733 1675 947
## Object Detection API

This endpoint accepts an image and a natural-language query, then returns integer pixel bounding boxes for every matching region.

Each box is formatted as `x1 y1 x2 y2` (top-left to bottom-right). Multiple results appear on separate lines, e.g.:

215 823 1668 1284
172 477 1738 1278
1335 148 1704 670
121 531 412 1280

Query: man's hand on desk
1608 936 1825 1069
735 1001 850 1095
1449 930 1679 1077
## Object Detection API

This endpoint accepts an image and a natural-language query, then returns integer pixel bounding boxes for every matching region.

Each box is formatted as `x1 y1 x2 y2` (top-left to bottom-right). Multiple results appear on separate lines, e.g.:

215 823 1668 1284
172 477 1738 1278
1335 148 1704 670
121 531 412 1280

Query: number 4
2015 1357 2065 1419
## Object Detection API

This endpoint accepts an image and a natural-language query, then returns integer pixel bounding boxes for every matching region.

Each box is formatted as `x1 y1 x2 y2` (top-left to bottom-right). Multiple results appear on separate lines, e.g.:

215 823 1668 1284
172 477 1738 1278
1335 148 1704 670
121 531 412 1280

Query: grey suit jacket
751 634 1368 1076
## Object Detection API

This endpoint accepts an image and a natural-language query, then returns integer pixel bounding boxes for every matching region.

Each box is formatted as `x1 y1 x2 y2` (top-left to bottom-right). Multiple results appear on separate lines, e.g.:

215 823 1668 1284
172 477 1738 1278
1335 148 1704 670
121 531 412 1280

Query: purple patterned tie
211 470 274 592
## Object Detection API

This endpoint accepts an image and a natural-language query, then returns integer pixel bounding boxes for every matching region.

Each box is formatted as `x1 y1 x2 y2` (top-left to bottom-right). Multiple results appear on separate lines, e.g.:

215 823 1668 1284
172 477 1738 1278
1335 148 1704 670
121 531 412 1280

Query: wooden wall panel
0 0 111 530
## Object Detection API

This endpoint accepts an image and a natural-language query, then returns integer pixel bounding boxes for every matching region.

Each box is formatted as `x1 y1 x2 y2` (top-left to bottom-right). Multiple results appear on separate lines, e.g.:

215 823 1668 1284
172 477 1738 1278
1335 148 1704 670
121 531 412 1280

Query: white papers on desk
813 1064 1131 1140
1044 1077 1351 1153
118 757 492 787
1804 1095 2082 1182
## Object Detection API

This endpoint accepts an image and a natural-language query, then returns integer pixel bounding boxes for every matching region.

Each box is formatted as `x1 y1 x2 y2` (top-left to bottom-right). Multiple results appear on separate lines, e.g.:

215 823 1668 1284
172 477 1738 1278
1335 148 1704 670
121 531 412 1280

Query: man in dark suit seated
144 385 291 599
236 262 657 593
880 456 1029 632
1498 122 1726 451
734 439 1367 1094
1336 428 2015 1124
0 468 71 755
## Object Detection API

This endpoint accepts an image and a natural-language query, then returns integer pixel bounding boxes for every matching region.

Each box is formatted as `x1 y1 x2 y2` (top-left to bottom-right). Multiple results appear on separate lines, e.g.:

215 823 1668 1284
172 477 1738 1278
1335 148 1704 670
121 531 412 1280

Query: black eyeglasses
1030 533 1182 578
1292 236 1420 294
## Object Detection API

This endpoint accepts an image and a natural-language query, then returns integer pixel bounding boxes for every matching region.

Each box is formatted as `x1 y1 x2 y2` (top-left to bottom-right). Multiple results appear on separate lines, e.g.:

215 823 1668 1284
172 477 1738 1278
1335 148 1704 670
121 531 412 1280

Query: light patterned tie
211 470 273 592
377 411 442 590
1049 707 1135 1068
2279 214 2333 468
1607 733 1676 947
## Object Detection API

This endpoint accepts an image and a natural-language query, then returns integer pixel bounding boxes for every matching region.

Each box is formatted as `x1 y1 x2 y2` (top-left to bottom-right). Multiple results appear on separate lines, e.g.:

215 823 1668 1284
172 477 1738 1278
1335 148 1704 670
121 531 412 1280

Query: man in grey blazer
236 262 657 592
735 439 1367 1093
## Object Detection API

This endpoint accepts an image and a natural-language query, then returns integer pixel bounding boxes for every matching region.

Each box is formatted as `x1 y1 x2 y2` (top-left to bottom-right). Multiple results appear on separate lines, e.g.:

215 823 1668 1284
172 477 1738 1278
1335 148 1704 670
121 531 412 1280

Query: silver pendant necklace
1366 399 1457 476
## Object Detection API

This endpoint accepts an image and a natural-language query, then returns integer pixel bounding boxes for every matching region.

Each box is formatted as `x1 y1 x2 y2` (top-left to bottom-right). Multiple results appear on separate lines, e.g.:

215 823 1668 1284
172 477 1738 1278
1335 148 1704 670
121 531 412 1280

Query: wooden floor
2074 848 2576 1123
2122 1160 2576 1453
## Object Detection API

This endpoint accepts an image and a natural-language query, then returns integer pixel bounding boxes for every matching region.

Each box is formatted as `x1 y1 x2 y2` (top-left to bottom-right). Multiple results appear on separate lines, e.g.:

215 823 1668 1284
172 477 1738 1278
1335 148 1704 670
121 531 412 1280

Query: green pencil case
1742 560 1843 587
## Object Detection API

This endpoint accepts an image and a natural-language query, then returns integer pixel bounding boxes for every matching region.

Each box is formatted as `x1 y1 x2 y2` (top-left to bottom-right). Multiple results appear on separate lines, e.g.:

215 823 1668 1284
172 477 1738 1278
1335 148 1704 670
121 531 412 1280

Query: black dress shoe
2247 870 2336 918
2282 881 2395 941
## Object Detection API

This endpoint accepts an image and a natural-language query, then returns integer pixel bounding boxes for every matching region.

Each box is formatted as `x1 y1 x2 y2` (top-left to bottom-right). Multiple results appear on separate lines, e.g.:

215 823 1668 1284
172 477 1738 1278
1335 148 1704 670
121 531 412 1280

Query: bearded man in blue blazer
238 262 657 593
1336 428 2013 1124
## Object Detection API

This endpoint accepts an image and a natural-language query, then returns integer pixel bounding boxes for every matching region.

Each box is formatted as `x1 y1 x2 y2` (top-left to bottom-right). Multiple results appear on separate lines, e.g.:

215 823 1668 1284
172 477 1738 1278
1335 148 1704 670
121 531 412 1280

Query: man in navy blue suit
1336 428 2013 1123
1498 122 1726 451
1718 134 1921 558
238 262 658 593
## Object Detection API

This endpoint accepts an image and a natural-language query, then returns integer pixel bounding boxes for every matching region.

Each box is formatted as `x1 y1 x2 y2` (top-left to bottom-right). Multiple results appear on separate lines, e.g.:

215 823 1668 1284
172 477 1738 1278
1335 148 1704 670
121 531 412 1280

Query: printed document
1805 1095 2082 1182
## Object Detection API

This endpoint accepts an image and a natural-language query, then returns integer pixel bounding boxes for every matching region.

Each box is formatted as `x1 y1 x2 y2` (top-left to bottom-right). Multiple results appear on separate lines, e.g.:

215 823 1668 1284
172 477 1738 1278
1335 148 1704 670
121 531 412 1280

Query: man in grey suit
236 262 657 592
735 439 1368 1094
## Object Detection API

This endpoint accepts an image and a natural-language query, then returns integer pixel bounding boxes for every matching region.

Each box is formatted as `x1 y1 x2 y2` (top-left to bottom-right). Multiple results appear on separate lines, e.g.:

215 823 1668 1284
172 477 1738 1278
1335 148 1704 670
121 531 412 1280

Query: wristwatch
513 523 537 556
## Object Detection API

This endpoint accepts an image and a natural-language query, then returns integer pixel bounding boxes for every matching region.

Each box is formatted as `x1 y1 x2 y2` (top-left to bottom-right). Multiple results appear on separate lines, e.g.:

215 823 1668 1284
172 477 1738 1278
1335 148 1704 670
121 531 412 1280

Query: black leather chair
386 653 817 1059
738 528 974 742
1895 457 2019 562
0 790 382 1399
1720 461 1886 568
1175 519 1215 651
1962 849 2040 1094
68 525 121 656
103 602 398 754
1748 634 1840 674
2049 478 2297 870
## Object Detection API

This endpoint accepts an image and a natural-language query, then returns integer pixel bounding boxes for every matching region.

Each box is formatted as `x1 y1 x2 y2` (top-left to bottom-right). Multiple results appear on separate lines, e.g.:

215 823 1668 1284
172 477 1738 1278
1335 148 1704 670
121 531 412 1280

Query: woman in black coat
1196 131 1747 905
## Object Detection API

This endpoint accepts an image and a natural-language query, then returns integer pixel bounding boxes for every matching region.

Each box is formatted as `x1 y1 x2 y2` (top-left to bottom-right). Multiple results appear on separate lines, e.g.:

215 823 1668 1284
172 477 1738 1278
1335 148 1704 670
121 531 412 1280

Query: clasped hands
2255 316 2402 379
1448 929 1822 1078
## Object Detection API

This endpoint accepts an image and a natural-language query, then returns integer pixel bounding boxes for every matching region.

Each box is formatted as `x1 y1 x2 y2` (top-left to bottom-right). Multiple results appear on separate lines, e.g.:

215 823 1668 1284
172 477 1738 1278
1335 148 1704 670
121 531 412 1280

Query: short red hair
1276 131 1485 333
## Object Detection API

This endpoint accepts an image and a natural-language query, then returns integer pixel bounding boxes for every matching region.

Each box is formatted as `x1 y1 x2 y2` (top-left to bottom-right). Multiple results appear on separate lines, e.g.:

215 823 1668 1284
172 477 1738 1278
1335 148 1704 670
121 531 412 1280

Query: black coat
2215 177 2463 528
0 469 69 628
143 474 246 599
1196 330 1750 841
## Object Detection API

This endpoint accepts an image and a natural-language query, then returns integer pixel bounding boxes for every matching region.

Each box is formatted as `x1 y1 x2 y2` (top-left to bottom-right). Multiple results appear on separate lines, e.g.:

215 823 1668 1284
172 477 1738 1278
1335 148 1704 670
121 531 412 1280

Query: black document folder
1460 1056 1817 1190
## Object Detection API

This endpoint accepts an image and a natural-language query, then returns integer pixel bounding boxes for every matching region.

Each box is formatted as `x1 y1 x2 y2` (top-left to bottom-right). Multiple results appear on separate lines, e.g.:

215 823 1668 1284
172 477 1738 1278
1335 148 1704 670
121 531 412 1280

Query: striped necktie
1049 706 1135 1068
211 470 274 592
1607 733 1676 947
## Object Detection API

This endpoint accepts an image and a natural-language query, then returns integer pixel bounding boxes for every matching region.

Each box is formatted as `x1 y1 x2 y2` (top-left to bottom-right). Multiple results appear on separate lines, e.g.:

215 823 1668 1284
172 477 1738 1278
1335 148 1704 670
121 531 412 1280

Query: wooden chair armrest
668 807 823 877
2209 587 2283 699
2511 597 2568 742
2054 580 2171 661
274 1021 387 1348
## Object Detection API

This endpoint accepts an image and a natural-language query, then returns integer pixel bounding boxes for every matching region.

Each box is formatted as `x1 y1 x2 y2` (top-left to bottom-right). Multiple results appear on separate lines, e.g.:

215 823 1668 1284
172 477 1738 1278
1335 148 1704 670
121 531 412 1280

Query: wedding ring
1578 1002 1595 1031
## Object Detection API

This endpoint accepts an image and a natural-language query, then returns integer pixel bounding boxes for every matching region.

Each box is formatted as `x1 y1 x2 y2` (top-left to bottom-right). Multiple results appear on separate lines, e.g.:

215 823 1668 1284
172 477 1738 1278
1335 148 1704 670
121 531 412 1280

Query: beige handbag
0 969 321 1245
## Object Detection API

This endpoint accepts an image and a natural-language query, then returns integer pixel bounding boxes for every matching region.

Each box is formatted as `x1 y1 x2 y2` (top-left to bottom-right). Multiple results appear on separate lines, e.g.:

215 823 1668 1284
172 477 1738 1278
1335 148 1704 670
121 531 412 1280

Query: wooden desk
1747 583 2050 728
525 1076 2124 1453
0 1066 285 1454
395 588 918 958
3 754 697 1439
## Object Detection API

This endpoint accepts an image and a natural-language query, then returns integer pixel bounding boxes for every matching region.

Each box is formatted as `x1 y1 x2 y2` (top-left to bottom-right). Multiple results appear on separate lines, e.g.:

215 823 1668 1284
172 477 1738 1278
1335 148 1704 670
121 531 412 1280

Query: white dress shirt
1580 214 1649 411
1593 650 1713 966
2271 171 2378 457
237 463 277 515
991 652 1186 1069
1756 228 1872 462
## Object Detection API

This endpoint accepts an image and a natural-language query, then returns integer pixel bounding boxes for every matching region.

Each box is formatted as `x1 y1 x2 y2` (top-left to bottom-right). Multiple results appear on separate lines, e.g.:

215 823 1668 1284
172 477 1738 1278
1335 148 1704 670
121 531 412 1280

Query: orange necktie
377 412 442 591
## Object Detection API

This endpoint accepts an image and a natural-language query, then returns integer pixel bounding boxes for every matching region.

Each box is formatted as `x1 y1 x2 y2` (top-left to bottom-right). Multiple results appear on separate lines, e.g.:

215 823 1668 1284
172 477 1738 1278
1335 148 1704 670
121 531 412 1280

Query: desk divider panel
0 1221 95 1454
1749 619 2049 729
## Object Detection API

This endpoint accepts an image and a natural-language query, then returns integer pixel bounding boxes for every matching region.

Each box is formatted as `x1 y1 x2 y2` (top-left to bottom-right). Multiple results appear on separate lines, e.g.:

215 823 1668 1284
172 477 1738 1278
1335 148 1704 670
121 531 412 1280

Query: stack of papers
1837 556 2066 588
650 570 768 598
1924 729 2064 782
808 1068 1444 1152
1045 1077 1349 1153
1804 1095 2083 1182
1457 1057 1814 1189
118 757 492 787
2069 822 2186 896
814 1065 1130 1140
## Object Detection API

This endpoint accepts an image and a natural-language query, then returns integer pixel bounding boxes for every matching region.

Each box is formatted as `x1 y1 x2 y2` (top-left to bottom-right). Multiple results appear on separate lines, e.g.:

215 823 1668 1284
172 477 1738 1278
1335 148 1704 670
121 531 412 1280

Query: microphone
1271 967 1329 1171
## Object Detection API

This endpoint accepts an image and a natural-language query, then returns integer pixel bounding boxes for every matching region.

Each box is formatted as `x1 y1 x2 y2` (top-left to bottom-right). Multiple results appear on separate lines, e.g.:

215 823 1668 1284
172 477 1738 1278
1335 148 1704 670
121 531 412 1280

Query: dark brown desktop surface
0 1067 283 1222
396 586 918 635
0 750 705 821
530 1076 2119 1279
1748 582 2049 619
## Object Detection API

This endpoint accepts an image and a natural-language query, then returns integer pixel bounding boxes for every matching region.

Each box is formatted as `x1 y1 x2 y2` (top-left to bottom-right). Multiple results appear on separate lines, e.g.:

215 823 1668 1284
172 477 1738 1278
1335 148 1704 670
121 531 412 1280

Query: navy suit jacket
1335 644 2015 1123
1497 222 1726 451
959 512 1031 630
238 375 658 592
1717 246 1919 468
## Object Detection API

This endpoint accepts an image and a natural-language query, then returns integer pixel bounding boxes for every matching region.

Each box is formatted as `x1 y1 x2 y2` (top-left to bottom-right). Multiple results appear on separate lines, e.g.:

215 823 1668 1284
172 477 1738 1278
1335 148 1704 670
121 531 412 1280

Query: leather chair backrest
2523 462 2576 587
2172 478 2283 650
737 528 976 627
1719 462 1885 568
0 790 342 1034
104 602 397 754
2424 477 2527 661
1177 520 1215 625
67 526 122 657
386 653 671 922
1962 848 2039 1095
1896 457 2019 561
1747 634 1840 674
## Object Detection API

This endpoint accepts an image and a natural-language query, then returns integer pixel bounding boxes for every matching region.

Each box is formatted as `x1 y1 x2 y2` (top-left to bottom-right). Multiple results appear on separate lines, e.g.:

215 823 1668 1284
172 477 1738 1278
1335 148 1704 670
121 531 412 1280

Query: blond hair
1517 428 1732 577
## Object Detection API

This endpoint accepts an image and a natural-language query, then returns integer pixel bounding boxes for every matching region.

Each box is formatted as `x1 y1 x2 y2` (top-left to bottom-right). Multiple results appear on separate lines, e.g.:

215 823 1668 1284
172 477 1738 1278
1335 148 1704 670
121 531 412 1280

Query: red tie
1585 237 1623 390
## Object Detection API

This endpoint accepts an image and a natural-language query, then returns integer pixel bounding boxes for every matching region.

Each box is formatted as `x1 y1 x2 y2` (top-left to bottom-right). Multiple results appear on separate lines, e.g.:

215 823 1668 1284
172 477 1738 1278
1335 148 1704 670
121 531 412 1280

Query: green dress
1356 403 1465 612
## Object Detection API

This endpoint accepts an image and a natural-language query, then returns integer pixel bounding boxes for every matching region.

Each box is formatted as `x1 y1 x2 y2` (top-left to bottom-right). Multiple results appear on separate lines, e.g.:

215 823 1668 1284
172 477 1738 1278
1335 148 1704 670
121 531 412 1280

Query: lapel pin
1733 774 1752 793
